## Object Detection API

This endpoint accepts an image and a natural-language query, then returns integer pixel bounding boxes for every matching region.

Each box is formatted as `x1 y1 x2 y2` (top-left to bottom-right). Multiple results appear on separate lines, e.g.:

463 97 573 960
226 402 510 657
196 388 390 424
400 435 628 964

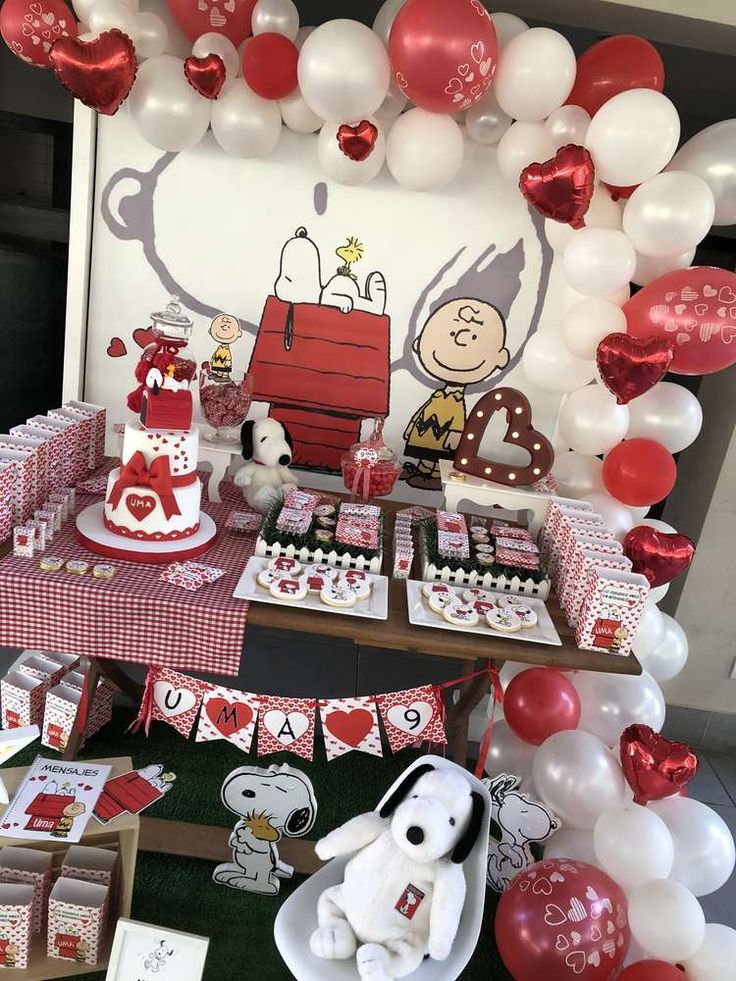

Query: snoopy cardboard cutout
85 116 569 500
213 764 317 896
483 773 559 892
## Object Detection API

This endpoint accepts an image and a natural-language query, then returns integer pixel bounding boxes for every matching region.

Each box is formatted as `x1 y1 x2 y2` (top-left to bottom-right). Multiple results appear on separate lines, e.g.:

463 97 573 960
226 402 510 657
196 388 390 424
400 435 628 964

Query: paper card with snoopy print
319 697 383 761
257 697 316 761
107 918 209 981
195 686 258 753
482 773 559 892
377 685 447 754
135 667 209 739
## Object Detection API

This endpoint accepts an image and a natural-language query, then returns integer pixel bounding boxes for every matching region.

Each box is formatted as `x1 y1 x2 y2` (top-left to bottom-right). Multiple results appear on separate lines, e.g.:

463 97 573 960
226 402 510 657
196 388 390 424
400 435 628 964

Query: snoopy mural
483 772 559 892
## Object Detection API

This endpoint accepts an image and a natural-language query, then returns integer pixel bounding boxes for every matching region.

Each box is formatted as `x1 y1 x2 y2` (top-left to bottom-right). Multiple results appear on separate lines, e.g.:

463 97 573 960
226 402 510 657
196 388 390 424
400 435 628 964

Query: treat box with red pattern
0 450 36 523
436 510 467 534
0 436 47 506
558 534 624 612
64 401 106 469
576 567 650 657
12 526 34 558
10 425 63 496
25 417 76 488
282 489 320 511
539 496 595 558
0 501 11 548
0 673 45 729
47 877 108 964
61 845 118 889
42 681 113 752
418 532 550 599
0 846 52 934
564 551 633 628
17 655 68 691
0 882 33 968
0 464 15 543
48 408 94 480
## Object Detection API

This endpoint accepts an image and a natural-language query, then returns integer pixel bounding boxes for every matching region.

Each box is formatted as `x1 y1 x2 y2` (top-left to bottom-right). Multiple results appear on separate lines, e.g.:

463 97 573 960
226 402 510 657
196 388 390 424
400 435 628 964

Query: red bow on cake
108 450 180 519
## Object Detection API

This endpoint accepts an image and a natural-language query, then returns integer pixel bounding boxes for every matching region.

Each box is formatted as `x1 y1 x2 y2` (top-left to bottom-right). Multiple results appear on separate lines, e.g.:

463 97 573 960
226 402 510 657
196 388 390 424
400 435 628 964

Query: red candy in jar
341 418 400 501
199 368 254 441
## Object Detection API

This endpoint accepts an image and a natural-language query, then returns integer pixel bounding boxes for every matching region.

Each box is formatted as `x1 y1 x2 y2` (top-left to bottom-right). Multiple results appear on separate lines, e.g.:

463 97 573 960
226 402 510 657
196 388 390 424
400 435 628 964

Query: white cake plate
76 502 217 564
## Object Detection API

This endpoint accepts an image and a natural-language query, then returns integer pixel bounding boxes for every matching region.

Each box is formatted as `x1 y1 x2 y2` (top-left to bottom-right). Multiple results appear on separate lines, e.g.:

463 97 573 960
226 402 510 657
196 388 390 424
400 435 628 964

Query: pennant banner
319 696 383 761
257 696 316 762
132 667 208 738
195 685 259 753
378 685 447 753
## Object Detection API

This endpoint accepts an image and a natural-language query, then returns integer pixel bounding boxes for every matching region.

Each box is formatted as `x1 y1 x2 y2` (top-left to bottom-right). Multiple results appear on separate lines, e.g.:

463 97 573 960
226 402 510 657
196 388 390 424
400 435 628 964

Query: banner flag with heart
195 685 259 753
131 667 209 739
319 696 383 761
377 685 447 754
257 696 316 761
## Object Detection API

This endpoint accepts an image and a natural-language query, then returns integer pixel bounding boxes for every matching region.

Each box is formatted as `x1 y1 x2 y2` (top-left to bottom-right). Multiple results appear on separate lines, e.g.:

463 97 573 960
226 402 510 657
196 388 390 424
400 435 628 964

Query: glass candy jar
341 418 400 501
199 367 254 443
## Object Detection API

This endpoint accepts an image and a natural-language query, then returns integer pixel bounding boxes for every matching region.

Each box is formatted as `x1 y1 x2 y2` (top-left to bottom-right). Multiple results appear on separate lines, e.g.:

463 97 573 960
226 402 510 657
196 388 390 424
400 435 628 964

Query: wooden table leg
444 663 493 766
62 659 101 761
91 658 144 702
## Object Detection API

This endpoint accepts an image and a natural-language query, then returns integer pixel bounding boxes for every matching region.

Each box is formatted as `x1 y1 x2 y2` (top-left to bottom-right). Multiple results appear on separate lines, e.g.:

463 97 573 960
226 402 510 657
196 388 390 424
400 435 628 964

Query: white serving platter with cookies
234 556 389 620
405 580 561 646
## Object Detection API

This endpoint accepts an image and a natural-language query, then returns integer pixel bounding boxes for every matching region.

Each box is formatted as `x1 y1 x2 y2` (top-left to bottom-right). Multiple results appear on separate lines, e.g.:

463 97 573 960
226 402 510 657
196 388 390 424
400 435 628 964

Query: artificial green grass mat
5 707 510 980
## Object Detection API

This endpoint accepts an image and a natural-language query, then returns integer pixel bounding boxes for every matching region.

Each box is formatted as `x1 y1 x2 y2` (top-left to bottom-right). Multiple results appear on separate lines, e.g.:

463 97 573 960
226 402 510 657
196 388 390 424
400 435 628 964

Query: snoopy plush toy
235 418 298 513
310 762 486 981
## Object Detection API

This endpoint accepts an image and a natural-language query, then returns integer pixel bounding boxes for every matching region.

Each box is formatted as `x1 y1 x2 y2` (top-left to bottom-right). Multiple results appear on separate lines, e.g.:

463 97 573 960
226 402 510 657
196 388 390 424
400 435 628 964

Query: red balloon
166 0 256 45
605 182 637 201
602 439 676 507
623 526 696 587
184 53 226 100
596 332 675 405
520 145 595 229
503 668 580 746
620 723 698 805
566 35 664 116
496 859 630 981
388 0 498 114
49 29 136 116
242 32 298 100
619 962 684 981
337 120 379 162
0 0 77 68
625 266 736 376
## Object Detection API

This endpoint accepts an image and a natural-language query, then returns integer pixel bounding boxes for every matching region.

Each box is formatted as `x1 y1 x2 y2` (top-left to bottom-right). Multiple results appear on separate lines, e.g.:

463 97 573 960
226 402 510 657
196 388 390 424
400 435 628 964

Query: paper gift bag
47 877 108 965
42 681 113 752
0 846 52 933
64 401 106 469
11 424 64 495
48 408 93 480
0 449 36 522
0 436 46 506
17 654 68 691
0 464 15 543
0 883 33 968
25 416 76 489
61 845 118 915
0 673 45 728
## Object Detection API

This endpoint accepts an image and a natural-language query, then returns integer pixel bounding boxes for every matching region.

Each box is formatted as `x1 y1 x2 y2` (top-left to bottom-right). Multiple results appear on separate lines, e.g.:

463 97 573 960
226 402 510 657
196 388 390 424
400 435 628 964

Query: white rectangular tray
405 580 561 647
234 556 389 621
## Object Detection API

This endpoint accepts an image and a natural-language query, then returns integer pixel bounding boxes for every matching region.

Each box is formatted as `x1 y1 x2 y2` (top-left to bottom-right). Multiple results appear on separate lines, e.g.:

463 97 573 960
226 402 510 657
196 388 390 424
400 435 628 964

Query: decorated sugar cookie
304 571 332 594
270 576 308 601
463 587 496 604
511 605 538 628
472 599 496 616
320 582 357 608
341 576 371 601
500 594 528 608
428 589 461 614
257 567 286 589
307 563 338 580
443 603 480 627
268 556 302 575
422 581 454 600
342 569 370 584
486 608 522 633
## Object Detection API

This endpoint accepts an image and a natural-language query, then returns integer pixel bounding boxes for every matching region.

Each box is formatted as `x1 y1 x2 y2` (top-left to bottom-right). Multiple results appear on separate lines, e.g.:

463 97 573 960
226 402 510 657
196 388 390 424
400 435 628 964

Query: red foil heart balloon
519 144 595 229
336 120 379 162
184 53 226 100
48 29 136 116
620 724 698 805
597 332 675 405
623 525 696 587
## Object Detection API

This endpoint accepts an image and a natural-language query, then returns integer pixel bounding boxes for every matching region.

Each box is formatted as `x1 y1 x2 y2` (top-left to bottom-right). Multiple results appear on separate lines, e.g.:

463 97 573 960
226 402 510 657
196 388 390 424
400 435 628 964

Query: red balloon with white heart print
495 859 630 981
166 0 257 46
0 0 77 68
624 265 736 375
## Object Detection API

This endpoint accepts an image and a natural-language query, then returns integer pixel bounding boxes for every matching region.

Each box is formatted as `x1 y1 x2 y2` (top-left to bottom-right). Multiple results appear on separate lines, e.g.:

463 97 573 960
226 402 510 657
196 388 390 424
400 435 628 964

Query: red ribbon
128 666 157 736
350 459 372 502
435 666 503 778
108 450 181 519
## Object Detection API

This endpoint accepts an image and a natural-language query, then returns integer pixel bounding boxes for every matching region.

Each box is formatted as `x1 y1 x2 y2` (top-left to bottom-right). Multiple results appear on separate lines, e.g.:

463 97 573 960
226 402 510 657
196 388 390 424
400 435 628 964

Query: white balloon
628 879 705 962
386 109 464 191
586 88 680 187
372 0 403 46
563 228 636 298
637 612 689 683
72 0 135 24
317 118 386 185
650 797 736 897
483 719 537 779
294 25 314 50
129 55 210 152
494 27 576 123
648 582 670 605
558 384 630 456
533 729 627 830
544 826 598 865
546 105 591 149
581 491 634 542
496 121 555 181
632 601 665 659
210 79 282 158
88 0 137 35
499 662 532 692
553 451 604 499
633 247 696 287
561 297 626 360
151 0 190 58
133 11 168 59
627 504 651 522
684 924 736 981
466 89 512 146
522 331 596 394
594 804 674 890
638 517 677 535
626 382 703 453
545 183 622 252
192 32 240 79
251 0 298 40
668 119 736 226
279 89 322 133
298 20 390 122
623 171 715 258
375 85 407 126
574 669 665 748
489 11 528 49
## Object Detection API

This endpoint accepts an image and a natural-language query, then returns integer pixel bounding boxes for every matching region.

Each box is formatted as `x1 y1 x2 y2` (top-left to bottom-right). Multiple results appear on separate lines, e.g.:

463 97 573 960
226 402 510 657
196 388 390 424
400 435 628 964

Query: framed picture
107 918 209 980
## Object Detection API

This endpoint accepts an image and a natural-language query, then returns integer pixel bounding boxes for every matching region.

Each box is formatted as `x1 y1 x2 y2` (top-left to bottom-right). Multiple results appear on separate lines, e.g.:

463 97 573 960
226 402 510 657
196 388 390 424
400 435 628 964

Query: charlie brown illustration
208 313 242 380
402 298 510 489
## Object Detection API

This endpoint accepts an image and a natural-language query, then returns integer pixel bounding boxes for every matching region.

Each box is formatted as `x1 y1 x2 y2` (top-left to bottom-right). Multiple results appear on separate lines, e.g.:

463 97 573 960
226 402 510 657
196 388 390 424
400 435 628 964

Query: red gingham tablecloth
0 475 256 677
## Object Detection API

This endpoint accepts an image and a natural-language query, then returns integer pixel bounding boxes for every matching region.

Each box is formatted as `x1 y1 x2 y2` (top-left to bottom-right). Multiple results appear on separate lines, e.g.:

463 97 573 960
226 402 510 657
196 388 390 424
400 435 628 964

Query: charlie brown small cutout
213 764 317 895
319 696 383 761
195 685 258 753
257 696 316 761
378 685 447 753
207 313 242 380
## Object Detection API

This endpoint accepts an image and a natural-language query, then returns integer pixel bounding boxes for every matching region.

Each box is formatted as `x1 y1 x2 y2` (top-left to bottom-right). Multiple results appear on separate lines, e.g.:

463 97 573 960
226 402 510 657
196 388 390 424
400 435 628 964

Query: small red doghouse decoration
248 297 391 472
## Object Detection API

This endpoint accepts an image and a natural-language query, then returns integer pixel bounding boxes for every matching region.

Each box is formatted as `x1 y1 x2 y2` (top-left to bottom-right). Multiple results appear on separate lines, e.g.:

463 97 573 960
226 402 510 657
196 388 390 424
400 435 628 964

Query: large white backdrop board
82 109 570 500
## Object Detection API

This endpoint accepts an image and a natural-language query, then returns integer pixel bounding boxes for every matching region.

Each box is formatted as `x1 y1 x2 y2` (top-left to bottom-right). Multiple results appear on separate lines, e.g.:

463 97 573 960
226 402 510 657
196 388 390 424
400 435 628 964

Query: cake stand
76 502 217 564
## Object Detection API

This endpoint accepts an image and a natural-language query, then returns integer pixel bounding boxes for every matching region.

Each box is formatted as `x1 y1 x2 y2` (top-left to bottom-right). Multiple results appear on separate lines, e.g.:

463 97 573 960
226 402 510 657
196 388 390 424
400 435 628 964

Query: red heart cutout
623 526 696 587
597 332 676 405
107 336 127 358
453 387 554 487
324 708 374 747
133 326 158 349
205 697 253 737
126 493 156 521
37 775 46 781
49 29 137 116
1 825 9 830
184 53 226 100
620 723 698 804
519 144 595 229
336 120 379 162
